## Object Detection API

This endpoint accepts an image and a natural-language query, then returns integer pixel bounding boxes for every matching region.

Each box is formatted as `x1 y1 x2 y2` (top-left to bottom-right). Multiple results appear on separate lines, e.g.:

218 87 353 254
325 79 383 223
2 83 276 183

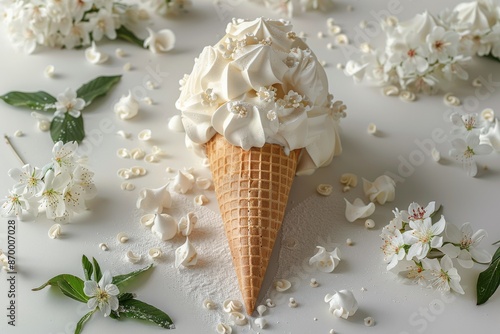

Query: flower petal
83 281 99 297
470 247 492 264
439 243 460 258
457 249 473 269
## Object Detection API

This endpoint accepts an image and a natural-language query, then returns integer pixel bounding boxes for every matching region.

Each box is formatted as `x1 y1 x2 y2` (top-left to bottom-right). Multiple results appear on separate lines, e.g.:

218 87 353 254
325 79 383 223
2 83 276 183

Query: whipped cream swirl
176 17 344 175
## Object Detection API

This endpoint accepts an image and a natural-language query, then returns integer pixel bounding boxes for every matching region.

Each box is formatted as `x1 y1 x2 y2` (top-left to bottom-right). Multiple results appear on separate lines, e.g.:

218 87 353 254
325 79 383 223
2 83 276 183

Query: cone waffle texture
206 133 299 315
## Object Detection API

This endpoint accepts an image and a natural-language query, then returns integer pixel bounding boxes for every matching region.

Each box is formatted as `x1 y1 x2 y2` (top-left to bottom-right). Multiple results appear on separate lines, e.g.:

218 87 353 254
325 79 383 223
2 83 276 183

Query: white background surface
0 0 499 333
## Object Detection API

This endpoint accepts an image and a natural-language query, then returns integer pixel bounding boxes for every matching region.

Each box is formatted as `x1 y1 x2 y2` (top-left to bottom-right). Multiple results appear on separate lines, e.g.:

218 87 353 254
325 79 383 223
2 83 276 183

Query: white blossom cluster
448 108 500 176
381 201 492 295
345 0 500 95
1 141 96 223
0 0 151 54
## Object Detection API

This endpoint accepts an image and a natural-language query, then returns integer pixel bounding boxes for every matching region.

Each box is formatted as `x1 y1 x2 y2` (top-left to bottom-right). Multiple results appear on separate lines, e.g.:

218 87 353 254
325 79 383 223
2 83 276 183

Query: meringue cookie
85 41 109 64
229 312 247 326
325 290 358 319
216 323 232 334
178 212 197 237
344 198 376 222
254 317 267 329
175 237 197 268
203 299 217 310
114 91 139 120
116 232 129 243
362 175 396 204
148 247 163 259
309 246 341 272
137 184 172 213
125 250 141 263
194 194 208 206
256 305 267 316
48 224 62 239
172 170 194 194
340 173 358 188
151 214 178 241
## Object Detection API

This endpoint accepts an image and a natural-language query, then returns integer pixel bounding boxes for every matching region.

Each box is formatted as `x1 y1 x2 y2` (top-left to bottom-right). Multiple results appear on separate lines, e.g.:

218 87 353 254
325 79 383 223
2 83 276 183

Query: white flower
344 198 375 222
397 260 427 286
480 118 500 152
54 88 85 119
88 9 116 42
389 38 429 74
442 55 470 81
382 207 408 233
52 141 79 173
144 28 176 53
84 271 120 317
403 215 445 261
407 201 435 222
59 182 86 223
450 112 487 135
324 290 358 319
73 165 97 199
1 189 37 222
8 164 45 196
362 175 396 204
39 170 70 219
381 229 406 270
309 246 341 272
440 222 492 268
426 26 459 63
421 255 464 294
449 132 493 177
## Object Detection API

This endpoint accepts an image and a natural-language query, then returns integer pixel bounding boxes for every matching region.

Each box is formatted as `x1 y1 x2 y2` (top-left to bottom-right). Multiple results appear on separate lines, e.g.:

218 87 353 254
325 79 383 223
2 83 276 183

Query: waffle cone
205 133 299 315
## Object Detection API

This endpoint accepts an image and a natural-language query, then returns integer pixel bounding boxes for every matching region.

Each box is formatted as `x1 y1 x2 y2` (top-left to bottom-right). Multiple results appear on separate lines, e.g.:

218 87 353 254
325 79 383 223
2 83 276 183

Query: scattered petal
123 62 132 71
130 166 147 176
144 154 160 163
335 34 349 45
340 173 358 188
143 96 153 105
13 130 23 137
472 77 483 87
144 28 176 53
173 170 195 194
481 108 495 123
115 48 125 57
344 198 376 222
120 182 135 191
362 175 396 204
309 246 341 272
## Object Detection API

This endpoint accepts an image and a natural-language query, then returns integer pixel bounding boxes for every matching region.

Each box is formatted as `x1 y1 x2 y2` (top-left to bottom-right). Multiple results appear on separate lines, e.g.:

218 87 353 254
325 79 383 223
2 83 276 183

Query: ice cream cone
205 133 299 315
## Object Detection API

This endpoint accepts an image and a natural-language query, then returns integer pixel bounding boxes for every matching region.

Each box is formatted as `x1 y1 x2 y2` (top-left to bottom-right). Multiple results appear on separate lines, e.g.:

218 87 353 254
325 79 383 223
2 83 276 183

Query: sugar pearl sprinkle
310 278 319 288
364 317 375 327
99 243 109 251
367 123 377 135
13 130 23 137
317 183 333 196
123 62 132 71
431 148 441 162
44 65 55 78
288 297 298 308
365 219 375 229
346 238 354 246
115 48 125 57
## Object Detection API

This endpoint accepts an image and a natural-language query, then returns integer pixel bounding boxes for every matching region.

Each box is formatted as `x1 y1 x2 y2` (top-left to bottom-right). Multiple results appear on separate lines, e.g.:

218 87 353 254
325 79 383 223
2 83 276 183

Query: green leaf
82 255 93 281
92 258 102 283
32 274 67 291
115 298 174 329
477 247 500 305
0 91 56 112
116 26 145 48
112 264 153 287
76 75 121 106
75 310 95 334
57 275 89 303
50 113 85 143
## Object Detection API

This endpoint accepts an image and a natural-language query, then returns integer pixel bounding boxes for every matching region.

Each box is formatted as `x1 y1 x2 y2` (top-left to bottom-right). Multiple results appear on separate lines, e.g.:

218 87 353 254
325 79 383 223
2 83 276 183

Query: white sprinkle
327 43 334 49
336 63 345 70
116 232 129 243
257 305 267 316
326 18 335 27
472 77 483 87
431 147 441 162
165 167 174 173
346 238 354 246
359 20 367 28
367 123 377 135
359 43 372 53
365 219 375 229
320 60 327 67
138 129 152 141
146 80 156 90
48 224 62 239
125 250 141 263
364 317 375 326
194 194 209 206
116 130 131 139
313 317 318 321
481 108 495 122
329 330 336 334
317 184 333 196
328 25 341 35
117 148 130 159
203 299 217 310
44 65 55 78
361 287 367 292
288 297 298 308
400 90 416 102
347 5 354 11
335 34 349 45
99 243 109 251
266 298 276 308
115 48 125 57
123 62 132 71
13 130 23 137
148 247 162 259
310 278 319 287
120 182 135 191
317 31 325 38
444 93 461 106
143 96 153 105
382 85 400 96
